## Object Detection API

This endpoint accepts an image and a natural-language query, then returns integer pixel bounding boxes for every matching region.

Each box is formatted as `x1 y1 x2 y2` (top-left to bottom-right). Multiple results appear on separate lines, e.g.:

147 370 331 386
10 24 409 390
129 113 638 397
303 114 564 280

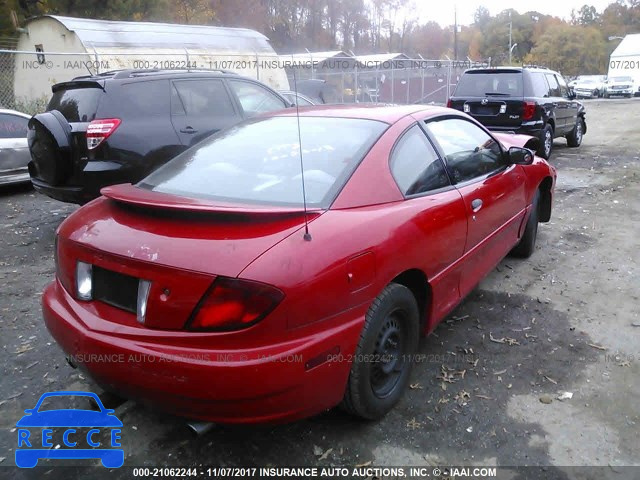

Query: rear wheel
341 283 419 419
511 190 540 258
566 118 584 147
537 124 553 159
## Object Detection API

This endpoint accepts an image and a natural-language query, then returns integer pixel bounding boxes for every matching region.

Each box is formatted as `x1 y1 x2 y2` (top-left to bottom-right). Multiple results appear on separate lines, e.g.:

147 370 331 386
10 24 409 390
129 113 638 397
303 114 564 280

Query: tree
524 24 608 76
572 5 600 25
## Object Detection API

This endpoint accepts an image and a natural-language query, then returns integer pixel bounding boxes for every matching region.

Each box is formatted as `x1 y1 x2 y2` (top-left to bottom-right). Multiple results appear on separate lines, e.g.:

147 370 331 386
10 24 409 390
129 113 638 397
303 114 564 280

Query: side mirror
508 146 534 165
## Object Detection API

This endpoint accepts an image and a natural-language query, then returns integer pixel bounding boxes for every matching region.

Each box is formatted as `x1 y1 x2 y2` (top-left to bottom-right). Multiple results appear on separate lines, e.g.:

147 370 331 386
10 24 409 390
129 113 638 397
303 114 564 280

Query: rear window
139 116 387 208
48 86 102 122
455 71 523 97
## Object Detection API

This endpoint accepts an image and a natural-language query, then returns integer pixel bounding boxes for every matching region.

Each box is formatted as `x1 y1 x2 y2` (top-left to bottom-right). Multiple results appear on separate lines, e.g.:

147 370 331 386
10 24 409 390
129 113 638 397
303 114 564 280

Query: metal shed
13 15 288 106
608 33 640 84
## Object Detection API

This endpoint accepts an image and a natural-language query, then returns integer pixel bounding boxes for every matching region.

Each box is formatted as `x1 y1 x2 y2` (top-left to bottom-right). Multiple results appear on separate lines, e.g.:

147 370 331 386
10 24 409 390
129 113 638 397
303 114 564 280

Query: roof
274 104 449 123
30 15 274 52
610 34 640 58
0 108 31 118
279 51 354 66
353 53 408 64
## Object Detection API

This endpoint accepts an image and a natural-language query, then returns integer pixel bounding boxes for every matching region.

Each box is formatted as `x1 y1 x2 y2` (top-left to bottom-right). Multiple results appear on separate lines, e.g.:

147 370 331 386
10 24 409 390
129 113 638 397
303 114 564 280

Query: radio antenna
292 64 312 241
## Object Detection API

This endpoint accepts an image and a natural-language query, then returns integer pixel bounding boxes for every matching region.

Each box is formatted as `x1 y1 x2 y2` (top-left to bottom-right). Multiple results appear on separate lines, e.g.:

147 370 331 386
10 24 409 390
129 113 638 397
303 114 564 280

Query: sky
416 0 617 26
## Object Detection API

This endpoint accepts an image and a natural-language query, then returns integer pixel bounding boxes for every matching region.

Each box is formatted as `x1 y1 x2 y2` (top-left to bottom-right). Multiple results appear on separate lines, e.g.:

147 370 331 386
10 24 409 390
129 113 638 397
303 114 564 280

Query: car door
170 79 242 147
226 79 288 118
424 117 528 298
556 74 578 131
0 112 30 181
387 124 467 326
544 73 570 133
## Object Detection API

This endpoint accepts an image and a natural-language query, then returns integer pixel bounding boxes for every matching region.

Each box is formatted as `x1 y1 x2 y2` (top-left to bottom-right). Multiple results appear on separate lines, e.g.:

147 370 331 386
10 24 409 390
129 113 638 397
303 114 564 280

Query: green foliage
525 24 609 76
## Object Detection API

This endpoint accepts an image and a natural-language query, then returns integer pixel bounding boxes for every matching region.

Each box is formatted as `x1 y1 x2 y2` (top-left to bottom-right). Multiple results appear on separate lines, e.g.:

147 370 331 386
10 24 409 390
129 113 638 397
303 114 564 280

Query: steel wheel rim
370 311 407 398
544 131 552 156
576 122 582 143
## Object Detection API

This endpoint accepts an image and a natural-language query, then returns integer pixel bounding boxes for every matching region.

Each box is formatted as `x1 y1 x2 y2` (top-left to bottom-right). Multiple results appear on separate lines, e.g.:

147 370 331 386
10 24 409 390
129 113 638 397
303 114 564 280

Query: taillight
186 277 284 331
522 101 537 121
86 118 121 150
55 236 74 295
446 99 452 108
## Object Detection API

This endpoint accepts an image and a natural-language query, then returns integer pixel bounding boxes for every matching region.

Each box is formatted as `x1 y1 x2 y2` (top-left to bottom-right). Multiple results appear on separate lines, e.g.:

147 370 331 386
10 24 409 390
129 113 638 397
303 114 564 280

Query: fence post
254 51 260 80
391 65 395 104
405 64 410 104
446 60 452 103
93 47 100 75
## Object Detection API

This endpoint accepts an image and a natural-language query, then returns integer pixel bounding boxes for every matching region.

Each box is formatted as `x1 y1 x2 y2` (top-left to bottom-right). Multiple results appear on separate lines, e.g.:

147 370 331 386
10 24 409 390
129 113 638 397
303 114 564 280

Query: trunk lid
57 185 319 330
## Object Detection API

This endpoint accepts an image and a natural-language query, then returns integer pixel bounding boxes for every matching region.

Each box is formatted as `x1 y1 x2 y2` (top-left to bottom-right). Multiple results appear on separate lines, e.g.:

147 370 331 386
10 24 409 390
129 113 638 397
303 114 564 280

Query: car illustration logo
15 391 123 468
481 98 489 105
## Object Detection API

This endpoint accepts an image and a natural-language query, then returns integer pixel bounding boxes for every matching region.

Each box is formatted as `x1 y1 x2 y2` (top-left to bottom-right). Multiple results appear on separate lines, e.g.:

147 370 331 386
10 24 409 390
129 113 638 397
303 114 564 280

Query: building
13 15 288 105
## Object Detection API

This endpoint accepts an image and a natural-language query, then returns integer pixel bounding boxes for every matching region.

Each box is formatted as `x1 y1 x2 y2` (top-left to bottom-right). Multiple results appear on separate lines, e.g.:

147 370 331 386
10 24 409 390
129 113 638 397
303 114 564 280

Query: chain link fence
0 48 490 115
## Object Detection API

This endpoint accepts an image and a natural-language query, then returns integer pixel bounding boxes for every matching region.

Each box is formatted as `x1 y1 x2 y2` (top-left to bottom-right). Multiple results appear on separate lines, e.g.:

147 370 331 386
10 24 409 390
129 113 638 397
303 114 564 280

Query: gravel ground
1 98 639 479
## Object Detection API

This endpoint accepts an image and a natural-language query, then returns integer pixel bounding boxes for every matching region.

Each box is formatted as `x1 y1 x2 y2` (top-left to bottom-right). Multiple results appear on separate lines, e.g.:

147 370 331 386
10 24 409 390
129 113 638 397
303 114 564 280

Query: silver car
0 109 31 185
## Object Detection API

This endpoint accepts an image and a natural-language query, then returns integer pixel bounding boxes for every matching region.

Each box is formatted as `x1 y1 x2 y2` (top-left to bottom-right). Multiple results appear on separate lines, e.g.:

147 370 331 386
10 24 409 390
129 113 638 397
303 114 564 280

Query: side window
173 79 236 117
227 80 287 117
556 75 569 98
0 114 29 138
545 74 561 97
120 80 168 117
425 118 507 184
530 73 550 97
390 125 450 196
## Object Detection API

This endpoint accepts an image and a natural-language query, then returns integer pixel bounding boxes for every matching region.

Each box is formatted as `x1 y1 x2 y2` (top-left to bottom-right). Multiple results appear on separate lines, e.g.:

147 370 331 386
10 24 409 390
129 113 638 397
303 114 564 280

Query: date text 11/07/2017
132 466 499 478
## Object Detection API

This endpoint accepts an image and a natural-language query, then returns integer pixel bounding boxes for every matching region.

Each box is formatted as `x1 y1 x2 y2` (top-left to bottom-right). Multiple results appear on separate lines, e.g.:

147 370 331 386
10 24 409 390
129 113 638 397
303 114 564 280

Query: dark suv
28 69 291 204
447 66 586 159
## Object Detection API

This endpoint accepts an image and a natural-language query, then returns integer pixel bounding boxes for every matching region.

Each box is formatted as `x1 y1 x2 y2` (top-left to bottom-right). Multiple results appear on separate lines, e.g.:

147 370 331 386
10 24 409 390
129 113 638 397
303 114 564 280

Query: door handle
471 199 483 212
180 127 198 134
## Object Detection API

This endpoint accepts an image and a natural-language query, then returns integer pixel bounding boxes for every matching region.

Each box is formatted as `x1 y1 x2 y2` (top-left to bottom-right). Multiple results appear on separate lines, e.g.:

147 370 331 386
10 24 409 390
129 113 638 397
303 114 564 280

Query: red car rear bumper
42 280 362 424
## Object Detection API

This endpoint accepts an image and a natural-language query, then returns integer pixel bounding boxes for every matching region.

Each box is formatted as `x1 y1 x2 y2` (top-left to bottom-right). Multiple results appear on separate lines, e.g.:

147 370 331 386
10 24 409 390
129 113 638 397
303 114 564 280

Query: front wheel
566 118 584 147
341 283 419 419
537 124 553 159
511 190 540 258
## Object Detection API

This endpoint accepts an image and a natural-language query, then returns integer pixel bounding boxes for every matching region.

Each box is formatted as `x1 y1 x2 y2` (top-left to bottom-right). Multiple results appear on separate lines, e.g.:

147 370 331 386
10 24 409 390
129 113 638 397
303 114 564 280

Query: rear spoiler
52 80 105 93
101 184 322 217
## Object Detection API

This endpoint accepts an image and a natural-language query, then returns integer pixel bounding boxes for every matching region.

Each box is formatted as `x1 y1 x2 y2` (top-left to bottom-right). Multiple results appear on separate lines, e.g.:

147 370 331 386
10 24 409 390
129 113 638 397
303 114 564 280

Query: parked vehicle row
6 66 562 424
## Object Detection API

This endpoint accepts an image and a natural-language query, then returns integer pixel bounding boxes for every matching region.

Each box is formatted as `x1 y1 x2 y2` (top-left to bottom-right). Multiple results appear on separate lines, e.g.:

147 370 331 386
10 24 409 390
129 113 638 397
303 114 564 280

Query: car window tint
120 80 168 116
556 75 569 98
390 125 450 196
228 80 287 117
139 117 387 208
425 118 507 183
454 72 523 97
173 79 235 117
530 73 550 97
545 74 561 97
47 87 102 122
0 113 28 138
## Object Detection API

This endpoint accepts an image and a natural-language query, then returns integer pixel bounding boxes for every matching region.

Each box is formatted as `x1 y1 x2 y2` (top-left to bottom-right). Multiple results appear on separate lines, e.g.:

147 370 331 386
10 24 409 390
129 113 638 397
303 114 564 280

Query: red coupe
43 105 556 424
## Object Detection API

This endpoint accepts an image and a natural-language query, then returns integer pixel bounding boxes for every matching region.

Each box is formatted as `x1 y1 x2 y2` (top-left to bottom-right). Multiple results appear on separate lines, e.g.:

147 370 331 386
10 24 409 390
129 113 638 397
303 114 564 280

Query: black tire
593 89 599 98
604 92 609 99
511 190 540 258
341 283 419 420
566 118 584 147
537 124 553 159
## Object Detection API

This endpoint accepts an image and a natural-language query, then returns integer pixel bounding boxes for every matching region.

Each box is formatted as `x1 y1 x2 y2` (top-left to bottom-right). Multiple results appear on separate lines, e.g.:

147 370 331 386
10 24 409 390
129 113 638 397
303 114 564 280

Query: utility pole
508 11 513 64
454 6 458 62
